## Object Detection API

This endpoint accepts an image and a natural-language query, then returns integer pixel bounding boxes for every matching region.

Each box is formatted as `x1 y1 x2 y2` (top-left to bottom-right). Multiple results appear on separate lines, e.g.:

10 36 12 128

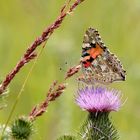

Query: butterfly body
79 27 126 84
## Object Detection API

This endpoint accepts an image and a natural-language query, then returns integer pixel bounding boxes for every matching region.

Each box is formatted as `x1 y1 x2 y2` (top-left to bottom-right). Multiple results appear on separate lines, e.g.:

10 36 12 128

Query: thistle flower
75 86 122 112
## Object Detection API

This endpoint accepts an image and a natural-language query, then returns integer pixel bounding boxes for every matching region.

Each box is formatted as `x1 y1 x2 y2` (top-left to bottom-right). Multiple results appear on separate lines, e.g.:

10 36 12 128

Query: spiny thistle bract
79 112 118 140
57 135 76 140
11 116 33 140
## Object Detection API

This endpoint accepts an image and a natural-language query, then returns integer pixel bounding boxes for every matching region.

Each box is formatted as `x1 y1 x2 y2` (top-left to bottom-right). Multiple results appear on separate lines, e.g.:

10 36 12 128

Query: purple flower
75 86 122 112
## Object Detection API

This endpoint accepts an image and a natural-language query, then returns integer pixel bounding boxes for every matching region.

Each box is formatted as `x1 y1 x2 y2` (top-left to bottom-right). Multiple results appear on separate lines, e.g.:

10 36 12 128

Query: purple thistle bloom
75 86 122 112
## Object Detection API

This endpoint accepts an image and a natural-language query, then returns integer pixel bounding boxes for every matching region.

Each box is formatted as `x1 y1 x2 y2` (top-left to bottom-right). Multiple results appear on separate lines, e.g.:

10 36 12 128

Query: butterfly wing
80 27 126 84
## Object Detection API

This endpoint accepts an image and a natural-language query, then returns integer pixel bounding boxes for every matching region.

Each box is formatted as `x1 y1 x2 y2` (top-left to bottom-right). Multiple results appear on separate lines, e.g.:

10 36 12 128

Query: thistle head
75 86 122 112
11 116 33 140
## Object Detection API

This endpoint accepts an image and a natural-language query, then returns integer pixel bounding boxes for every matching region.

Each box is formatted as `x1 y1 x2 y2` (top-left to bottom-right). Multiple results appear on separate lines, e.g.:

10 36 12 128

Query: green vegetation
0 0 139 139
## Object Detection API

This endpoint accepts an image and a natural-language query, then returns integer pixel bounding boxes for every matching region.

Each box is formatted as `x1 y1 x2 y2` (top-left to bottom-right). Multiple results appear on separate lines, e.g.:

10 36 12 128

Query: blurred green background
0 0 140 139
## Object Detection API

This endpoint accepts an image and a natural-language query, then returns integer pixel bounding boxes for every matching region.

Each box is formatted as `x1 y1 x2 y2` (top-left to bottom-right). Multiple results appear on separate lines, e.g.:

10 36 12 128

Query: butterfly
78 27 126 84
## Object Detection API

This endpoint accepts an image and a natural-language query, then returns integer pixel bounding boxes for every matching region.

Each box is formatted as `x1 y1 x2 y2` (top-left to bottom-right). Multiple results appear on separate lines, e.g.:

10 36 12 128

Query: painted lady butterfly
78 27 126 84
